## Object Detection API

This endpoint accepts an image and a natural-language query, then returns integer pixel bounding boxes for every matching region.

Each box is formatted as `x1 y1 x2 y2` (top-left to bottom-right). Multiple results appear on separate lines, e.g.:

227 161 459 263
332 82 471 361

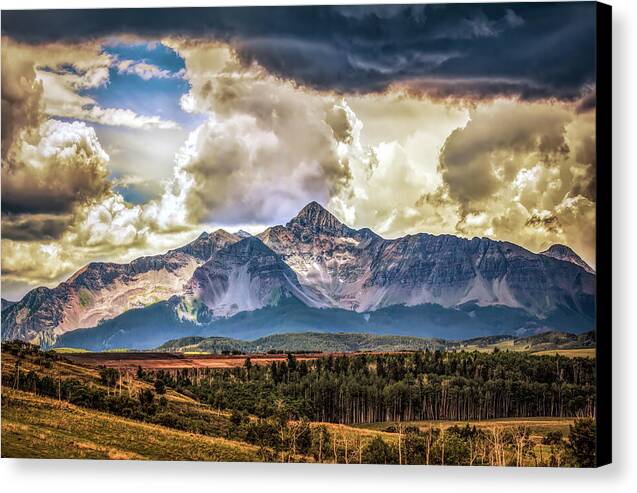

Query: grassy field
530 348 596 358
355 417 575 436
1 389 261 461
50 347 91 353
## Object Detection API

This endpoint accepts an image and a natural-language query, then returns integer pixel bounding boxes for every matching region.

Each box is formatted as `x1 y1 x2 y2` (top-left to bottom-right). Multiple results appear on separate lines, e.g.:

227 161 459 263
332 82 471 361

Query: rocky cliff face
179 236 323 322
366 234 594 317
1 230 239 344
258 202 383 310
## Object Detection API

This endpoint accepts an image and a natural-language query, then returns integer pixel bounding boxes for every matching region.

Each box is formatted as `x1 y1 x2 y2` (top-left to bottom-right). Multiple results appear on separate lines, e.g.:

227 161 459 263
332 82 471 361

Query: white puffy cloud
117 59 184 80
71 194 148 248
2 119 111 215
154 39 353 227
1 240 78 284
37 68 179 130
328 96 468 238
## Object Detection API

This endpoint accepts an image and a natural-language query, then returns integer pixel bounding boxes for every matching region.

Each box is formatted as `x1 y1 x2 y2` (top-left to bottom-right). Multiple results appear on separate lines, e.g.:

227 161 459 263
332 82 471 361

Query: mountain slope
55 294 594 351
1 230 239 345
1 298 16 311
178 236 324 322
540 244 595 274
157 330 596 354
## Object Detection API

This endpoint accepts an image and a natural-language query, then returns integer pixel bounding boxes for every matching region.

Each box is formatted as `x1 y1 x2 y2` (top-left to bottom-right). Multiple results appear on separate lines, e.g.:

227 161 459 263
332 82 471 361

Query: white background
0 0 634 491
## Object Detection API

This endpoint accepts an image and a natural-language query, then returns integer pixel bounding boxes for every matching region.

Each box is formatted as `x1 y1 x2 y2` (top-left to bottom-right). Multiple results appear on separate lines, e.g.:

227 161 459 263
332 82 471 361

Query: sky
1 3 598 300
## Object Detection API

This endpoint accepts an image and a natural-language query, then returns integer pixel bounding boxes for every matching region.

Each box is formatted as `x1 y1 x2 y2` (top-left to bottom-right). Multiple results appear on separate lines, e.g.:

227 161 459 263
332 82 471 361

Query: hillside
1 389 261 461
157 332 450 353
157 330 596 354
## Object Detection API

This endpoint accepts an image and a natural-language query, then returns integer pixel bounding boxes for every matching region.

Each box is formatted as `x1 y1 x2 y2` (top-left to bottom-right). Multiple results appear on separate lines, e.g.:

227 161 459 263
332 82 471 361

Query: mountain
178 236 324 321
4 201 596 349
1 298 16 311
540 244 595 274
258 202 594 319
1 230 239 345
157 330 595 354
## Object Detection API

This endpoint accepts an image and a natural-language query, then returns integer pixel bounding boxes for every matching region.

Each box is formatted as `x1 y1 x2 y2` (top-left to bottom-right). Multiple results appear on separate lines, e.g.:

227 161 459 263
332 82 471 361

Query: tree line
151 350 595 424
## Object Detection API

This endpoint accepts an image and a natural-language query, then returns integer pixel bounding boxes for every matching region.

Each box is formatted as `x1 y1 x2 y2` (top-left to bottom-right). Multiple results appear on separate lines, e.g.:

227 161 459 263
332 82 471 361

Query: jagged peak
210 228 237 239
228 235 272 253
287 201 352 234
540 244 595 273
199 236 282 266
291 200 333 219
541 243 576 255
189 229 238 243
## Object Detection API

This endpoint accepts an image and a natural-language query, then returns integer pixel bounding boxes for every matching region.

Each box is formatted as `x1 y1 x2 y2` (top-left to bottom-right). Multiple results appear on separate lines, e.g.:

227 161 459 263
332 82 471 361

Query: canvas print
1 3 610 466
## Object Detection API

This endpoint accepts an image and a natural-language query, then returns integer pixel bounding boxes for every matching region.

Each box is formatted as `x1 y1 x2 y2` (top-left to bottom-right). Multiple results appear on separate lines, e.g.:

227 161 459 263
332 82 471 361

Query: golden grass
50 347 91 353
1 388 261 461
355 417 575 436
0 351 198 405
530 348 596 358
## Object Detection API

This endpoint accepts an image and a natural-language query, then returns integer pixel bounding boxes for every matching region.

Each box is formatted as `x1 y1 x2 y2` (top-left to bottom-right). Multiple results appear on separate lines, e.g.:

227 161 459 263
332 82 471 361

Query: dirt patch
63 352 324 370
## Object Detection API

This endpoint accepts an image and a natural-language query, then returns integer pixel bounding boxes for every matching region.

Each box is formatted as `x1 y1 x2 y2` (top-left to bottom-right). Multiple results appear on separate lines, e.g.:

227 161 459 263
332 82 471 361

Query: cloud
0 38 192 289
36 65 179 130
1 240 78 284
1 213 74 241
70 193 149 248
326 98 595 267
2 3 596 103
151 40 353 227
327 95 467 238
434 100 596 265
439 101 571 212
116 59 184 80
1 37 179 131
2 119 111 215
54 103 180 130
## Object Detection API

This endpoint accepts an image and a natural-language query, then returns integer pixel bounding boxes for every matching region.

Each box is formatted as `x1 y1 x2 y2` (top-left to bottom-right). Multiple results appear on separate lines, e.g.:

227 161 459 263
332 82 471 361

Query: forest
147 350 596 424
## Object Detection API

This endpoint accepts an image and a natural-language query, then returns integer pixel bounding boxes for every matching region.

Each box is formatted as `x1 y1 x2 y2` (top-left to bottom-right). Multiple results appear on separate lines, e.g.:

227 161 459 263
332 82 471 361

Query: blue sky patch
82 41 200 129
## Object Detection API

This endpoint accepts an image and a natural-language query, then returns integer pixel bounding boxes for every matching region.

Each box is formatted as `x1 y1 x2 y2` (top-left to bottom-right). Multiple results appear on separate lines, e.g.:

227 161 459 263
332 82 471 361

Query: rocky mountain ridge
1 230 240 345
2 202 596 347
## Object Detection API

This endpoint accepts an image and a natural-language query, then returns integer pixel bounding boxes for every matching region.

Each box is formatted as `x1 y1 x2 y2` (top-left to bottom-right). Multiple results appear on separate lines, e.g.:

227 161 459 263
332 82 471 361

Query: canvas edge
595 0 612 469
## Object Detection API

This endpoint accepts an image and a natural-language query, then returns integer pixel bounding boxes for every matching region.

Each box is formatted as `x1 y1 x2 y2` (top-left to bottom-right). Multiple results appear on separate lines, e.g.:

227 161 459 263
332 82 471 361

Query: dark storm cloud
1 213 73 241
1 2 596 101
525 212 561 233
